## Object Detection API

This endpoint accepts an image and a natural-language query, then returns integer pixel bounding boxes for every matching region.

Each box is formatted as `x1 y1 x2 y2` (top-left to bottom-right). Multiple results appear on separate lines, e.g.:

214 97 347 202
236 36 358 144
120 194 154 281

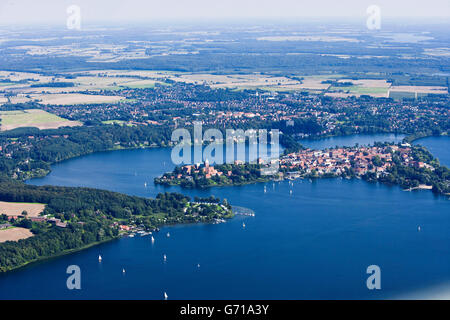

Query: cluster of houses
279 144 432 178
162 143 436 185
0 223 12 230
2 214 67 228
157 158 260 185
177 159 228 179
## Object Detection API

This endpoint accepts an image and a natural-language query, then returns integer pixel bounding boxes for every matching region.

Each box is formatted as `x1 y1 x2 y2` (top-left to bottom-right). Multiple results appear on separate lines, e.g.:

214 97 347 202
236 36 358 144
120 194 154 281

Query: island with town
0 21 449 276
155 142 450 194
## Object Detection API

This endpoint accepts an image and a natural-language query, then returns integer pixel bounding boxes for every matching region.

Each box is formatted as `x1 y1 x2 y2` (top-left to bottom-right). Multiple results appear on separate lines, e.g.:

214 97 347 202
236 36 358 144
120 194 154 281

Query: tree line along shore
0 123 448 272
0 176 232 272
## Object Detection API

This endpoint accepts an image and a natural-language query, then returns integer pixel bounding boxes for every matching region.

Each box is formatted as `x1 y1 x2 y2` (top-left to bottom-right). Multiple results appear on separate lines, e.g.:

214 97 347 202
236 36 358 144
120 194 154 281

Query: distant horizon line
1 16 450 29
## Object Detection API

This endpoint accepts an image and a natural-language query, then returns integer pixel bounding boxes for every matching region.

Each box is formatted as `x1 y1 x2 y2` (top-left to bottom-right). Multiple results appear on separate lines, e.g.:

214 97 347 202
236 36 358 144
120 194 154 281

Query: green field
122 83 156 89
0 109 81 131
388 91 417 100
330 86 389 95
120 81 170 89
102 120 127 125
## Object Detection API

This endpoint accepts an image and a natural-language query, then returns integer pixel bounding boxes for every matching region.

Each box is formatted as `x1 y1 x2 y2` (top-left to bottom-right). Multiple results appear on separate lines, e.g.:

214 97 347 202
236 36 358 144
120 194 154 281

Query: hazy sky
0 0 449 25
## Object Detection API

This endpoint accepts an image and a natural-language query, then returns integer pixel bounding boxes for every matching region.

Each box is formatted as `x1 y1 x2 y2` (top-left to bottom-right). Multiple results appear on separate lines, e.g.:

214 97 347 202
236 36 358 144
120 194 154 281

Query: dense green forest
0 121 308 180
155 163 271 188
0 125 173 180
0 124 238 273
0 177 232 272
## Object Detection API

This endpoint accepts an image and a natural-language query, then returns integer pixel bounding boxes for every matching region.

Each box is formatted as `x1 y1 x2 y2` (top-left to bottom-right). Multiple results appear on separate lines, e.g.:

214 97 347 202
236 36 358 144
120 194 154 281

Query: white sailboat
98 254 102 262
166 232 170 238
144 182 147 187
164 292 168 300
151 236 155 243
163 254 167 262
290 190 292 195
264 186 267 193
122 268 126 274
197 263 201 268
242 222 246 228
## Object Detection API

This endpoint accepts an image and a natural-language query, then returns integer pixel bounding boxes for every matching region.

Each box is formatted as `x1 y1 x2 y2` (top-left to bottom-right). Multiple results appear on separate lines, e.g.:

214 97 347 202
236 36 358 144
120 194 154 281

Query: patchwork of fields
0 70 448 110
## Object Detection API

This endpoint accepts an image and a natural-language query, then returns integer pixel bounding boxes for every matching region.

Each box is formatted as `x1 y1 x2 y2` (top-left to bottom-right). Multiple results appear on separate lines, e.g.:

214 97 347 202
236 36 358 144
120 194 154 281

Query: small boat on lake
166 232 170 238
164 292 168 300
98 255 102 262
163 254 167 262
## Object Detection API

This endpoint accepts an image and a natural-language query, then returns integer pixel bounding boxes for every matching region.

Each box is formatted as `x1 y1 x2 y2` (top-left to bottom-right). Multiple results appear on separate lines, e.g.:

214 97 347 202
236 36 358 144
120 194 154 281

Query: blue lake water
0 135 449 299
413 136 450 167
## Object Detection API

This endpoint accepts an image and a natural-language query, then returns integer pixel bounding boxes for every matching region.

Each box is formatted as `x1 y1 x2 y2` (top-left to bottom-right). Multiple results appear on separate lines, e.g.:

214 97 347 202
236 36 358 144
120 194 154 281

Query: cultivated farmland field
0 109 82 131
34 93 126 105
326 79 391 97
0 227 34 243
0 201 46 217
